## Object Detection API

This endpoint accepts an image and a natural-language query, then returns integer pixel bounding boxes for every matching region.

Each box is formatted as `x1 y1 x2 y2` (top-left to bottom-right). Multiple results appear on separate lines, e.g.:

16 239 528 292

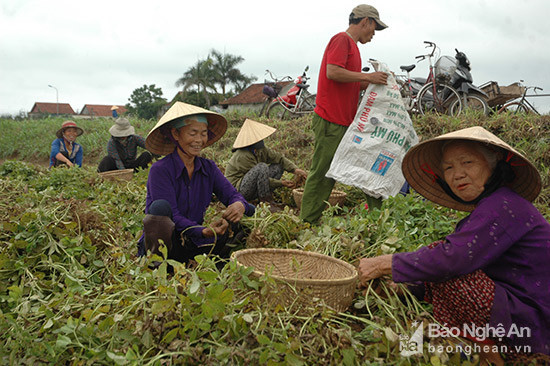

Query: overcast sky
1 0 549 116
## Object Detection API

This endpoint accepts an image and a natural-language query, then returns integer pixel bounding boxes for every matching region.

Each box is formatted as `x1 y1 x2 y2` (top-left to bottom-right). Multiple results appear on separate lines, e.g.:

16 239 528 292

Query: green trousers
299 113 347 224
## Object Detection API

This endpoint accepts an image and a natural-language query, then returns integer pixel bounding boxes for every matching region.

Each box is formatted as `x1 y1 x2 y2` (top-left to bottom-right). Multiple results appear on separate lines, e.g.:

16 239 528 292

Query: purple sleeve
210 162 255 216
147 163 208 245
392 202 517 283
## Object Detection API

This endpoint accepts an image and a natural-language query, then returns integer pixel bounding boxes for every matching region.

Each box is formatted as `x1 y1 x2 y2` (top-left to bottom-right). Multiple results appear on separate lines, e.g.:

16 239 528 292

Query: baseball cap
350 4 388 30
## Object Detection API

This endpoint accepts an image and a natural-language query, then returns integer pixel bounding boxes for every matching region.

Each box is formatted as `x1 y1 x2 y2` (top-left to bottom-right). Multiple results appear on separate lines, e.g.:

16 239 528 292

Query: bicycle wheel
449 93 490 116
266 101 288 120
497 102 531 114
299 93 316 113
286 93 317 118
417 82 462 116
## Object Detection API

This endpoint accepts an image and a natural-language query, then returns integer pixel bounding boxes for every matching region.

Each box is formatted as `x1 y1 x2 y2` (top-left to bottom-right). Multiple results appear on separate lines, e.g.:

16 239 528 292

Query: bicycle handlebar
522 85 544 93
264 69 292 83
424 41 436 57
415 41 437 61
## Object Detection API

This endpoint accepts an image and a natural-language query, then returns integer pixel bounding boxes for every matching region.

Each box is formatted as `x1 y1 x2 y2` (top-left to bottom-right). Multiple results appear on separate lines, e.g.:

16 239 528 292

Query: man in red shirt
300 4 389 224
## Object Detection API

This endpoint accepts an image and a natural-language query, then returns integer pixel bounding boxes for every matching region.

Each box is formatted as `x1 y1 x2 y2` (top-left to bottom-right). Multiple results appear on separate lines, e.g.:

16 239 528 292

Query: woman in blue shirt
49 120 84 168
139 102 254 264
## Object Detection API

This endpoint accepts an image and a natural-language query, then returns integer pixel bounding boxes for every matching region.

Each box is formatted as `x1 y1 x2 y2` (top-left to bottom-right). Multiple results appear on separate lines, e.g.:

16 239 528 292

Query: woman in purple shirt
358 127 550 364
139 102 254 264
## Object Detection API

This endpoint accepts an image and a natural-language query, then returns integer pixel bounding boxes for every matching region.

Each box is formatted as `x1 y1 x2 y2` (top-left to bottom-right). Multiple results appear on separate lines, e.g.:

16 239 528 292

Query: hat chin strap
166 133 191 156
436 160 516 206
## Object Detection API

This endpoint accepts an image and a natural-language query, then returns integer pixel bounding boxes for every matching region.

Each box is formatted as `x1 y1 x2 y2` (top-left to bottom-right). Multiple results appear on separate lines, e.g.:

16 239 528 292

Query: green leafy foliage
0 112 549 364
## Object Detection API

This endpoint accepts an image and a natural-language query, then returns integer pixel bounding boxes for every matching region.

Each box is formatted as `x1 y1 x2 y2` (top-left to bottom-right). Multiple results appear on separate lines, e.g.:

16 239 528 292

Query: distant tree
175 90 206 107
175 50 257 108
210 50 257 97
232 75 256 94
175 59 217 108
126 84 167 120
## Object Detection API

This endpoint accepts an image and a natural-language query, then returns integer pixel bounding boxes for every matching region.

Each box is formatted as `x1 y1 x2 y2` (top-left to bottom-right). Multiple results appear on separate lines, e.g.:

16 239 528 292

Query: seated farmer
97 117 152 172
138 102 254 264
224 119 308 205
358 127 550 365
49 120 84 168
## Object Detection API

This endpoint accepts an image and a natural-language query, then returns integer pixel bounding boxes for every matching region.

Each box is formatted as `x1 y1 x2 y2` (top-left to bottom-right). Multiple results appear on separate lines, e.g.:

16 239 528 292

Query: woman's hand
281 180 295 188
358 254 393 287
56 152 73 167
222 201 245 223
202 218 229 237
294 168 308 179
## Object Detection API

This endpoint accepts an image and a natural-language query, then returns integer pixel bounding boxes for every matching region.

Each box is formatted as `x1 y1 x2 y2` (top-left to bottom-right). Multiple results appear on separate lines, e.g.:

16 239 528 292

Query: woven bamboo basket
231 248 358 312
98 168 134 182
292 188 347 208
481 81 525 107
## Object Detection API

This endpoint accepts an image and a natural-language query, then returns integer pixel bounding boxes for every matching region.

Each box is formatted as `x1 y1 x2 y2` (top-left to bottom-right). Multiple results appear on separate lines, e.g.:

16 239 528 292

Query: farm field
1 112 549 364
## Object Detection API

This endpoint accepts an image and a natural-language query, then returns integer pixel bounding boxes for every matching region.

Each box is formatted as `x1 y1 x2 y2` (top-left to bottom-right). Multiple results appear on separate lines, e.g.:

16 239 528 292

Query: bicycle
265 66 316 120
259 70 293 117
396 41 462 116
497 82 544 115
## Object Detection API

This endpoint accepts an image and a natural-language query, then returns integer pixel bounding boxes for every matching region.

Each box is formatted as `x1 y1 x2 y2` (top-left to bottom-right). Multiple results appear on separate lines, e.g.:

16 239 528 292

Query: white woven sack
326 60 419 199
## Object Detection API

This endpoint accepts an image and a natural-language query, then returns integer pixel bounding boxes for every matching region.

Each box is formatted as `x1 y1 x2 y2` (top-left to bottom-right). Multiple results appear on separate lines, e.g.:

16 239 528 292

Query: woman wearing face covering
138 102 254 264
97 117 152 172
224 119 307 206
49 120 84 168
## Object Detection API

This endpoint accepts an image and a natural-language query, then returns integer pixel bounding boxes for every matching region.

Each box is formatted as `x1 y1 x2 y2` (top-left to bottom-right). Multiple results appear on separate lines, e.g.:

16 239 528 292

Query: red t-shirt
314 32 362 127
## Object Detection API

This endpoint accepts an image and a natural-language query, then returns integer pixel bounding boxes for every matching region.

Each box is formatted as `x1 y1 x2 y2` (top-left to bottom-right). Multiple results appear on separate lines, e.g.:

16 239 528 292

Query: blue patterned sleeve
75 144 83 167
49 139 61 166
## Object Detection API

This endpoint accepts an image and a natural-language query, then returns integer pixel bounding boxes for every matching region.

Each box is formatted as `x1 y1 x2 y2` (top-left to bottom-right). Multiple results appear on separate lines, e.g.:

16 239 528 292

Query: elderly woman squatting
358 127 550 364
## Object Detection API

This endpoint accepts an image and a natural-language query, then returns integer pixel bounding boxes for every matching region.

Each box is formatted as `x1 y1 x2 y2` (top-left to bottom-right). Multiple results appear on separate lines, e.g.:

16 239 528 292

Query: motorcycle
264 66 316 119
438 49 490 115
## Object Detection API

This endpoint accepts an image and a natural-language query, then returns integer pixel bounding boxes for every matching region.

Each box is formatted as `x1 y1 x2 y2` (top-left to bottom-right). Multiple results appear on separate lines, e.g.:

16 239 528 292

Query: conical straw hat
233 119 276 149
145 102 227 155
402 126 541 212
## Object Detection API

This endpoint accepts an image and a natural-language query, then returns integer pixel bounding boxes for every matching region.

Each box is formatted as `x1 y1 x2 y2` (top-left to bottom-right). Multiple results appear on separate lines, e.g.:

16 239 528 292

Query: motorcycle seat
296 84 309 90
400 65 416 72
